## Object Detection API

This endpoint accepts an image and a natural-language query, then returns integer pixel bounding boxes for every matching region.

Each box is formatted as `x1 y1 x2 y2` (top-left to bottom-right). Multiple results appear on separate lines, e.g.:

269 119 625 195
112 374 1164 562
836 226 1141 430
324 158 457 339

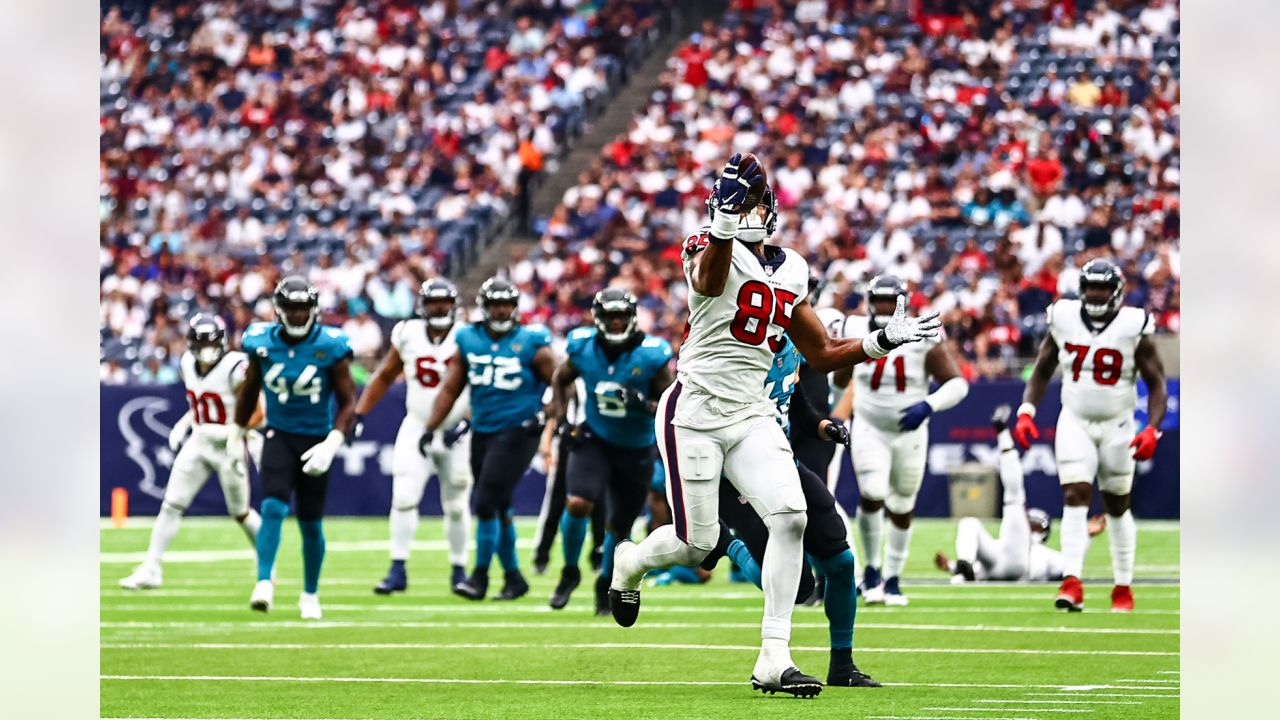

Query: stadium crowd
100 0 669 383
505 0 1180 381
101 0 1179 385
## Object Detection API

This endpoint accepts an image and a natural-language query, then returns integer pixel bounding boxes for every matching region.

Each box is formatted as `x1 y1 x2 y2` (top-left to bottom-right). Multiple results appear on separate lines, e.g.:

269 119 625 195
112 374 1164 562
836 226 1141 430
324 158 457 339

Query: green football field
101 517 1179 719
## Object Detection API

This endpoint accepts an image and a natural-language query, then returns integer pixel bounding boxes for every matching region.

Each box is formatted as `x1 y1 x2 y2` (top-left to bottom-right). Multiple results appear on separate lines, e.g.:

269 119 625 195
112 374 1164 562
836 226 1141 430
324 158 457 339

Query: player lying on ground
234 277 357 619
934 405 1106 583
426 277 557 601
1015 258 1167 612
547 288 673 614
610 153 939 698
120 314 266 589
353 278 475 594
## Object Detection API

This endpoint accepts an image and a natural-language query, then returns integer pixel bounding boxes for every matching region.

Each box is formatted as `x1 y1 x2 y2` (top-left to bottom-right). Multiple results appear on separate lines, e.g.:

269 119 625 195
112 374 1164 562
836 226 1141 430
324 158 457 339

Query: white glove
864 296 942 359
168 411 194 451
226 423 247 453
246 429 265 468
301 429 345 477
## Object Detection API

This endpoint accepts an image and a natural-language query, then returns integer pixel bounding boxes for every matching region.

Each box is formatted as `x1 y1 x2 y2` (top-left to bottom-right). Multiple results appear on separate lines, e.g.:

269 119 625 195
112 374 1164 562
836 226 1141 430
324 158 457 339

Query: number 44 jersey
1048 298 1153 421
242 323 354 435
390 319 470 428
675 228 809 429
455 322 552 433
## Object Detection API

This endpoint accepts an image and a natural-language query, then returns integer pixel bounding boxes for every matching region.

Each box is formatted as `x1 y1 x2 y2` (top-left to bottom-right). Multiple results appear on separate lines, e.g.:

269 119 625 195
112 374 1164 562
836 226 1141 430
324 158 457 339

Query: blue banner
101 380 1179 519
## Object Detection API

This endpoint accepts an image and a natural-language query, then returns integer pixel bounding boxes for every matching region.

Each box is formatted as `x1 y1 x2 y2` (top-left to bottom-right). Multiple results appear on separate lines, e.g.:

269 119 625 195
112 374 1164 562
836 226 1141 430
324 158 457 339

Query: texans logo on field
116 395 179 502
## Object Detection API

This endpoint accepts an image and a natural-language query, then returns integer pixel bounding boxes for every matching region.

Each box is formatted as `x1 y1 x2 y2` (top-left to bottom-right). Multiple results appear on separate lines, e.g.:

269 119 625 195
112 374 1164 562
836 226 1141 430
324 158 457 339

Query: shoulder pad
644 336 674 361
242 322 271 342
390 320 408 349
523 323 552 347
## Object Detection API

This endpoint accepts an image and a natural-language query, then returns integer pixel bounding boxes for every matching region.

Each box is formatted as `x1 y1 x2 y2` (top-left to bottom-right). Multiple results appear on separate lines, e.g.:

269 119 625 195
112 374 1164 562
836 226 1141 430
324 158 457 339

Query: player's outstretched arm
900 343 970 431
353 349 404 435
689 153 762 297
791 296 940 373
1015 335 1059 448
548 357 579 425
1131 335 1167 460
426 354 467 433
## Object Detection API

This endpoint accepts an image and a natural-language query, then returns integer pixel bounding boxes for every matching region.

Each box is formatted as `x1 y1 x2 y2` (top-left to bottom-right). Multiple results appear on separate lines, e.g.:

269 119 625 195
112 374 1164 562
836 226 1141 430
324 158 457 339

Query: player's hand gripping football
301 429 345 476
882 295 941 347
710 153 763 217
1129 426 1161 460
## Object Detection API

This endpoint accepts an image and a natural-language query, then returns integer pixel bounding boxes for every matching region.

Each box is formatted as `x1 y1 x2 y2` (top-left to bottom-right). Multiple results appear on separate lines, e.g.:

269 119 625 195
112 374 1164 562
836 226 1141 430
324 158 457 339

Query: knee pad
1098 472 1134 497
884 491 917 516
763 510 807 542
261 497 289 521
442 491 469 520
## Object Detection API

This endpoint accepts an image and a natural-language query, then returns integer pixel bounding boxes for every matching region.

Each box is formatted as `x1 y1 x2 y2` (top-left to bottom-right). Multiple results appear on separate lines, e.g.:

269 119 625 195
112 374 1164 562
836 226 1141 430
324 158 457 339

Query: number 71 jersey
242 323 353 435
1048 298 1153 421
391 319 470 427
837 314 941 433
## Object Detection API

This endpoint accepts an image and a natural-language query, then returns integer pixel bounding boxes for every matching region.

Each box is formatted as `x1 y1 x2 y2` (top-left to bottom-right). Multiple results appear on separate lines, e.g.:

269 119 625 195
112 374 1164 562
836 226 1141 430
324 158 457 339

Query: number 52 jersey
1048 298 1154 421
455 322 552 433
242 323 354 435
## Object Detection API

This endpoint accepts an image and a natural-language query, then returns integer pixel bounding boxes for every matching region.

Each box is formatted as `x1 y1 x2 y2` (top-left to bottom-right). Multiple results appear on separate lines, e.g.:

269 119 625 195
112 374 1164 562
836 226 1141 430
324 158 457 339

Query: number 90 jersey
1048 299 1153 421
242 323 354 436
390 319 470 427
566 327 673 449
836 314 941 433
676 229 810 427
455 322 551 433
179 349 249 442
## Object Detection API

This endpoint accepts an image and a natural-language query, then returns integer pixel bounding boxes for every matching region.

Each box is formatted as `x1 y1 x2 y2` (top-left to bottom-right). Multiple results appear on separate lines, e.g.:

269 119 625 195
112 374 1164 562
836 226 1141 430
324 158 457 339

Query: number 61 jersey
242 323 354 435
391 318 470 428
1048 299 1154 421
675 229 809 427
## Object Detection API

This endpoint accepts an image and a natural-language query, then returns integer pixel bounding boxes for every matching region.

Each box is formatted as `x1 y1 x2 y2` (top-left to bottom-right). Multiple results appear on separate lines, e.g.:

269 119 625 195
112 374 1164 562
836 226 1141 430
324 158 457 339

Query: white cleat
119 564 162 590
861 582 886 605
249 580 274 613
299 592 322 620
884 590 910 606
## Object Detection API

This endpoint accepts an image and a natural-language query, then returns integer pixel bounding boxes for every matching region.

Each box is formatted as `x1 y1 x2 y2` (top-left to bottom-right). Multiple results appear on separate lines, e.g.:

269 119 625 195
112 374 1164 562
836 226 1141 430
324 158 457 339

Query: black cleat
452 571 488 601
594 574 610 616
494 570 529 601
373 563 407 595
954 559 976 583
533 558 549 576
549 566 581 609
751 667 823 698
827 662 882 688
991 404 1012 434
609 587 641 627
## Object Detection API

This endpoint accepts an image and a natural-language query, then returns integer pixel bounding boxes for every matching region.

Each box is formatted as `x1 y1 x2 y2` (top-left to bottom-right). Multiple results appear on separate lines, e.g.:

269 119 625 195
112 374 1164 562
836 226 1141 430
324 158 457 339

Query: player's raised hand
1129 426 1161 460
883 296 941 347
710 153 762 216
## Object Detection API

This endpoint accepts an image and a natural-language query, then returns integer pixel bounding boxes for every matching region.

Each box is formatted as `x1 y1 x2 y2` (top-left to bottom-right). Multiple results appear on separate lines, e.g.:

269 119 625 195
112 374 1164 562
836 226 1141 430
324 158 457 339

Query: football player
828 275 970 606
233 276 357 619
119 314 265 589
352 278 475 594
533 391 607 577
1014 259 1167 612
547 288 674 614
608 154 939 697
425 277 557 601
934 405 1106 583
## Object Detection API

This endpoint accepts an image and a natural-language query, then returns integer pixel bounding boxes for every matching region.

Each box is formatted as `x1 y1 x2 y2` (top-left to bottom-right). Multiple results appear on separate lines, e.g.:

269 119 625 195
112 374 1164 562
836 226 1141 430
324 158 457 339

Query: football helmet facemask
187 313 228 367
419 278 459 331
478 277 520 334
273 276 320 339
1027 508 1052 544
1079 258 1125 319
592 287 638 345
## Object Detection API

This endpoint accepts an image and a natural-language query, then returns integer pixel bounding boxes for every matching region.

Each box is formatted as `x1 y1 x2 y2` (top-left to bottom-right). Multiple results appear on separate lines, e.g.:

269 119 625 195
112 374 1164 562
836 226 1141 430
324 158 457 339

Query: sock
238 508 261 545
389 507 418 562
883 523 913 579
497 514 520 572
474 517 500 571
857 506 884 570
391 559 406 574
666 565 703 584
759 511 805 648
1060 505 1089 578
256 498 289 582
1108 510 1136 586
619 525 705 590
815 549 857 650
145 503 183 568
726 538 763 589
559 511 589 569
443 500 471 568
599 531 618 580
298 519 325 594
997 430 1026 507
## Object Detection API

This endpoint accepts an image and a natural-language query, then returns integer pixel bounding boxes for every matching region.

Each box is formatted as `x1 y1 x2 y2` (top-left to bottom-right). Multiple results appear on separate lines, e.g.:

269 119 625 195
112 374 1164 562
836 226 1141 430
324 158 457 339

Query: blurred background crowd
101 0 1179 385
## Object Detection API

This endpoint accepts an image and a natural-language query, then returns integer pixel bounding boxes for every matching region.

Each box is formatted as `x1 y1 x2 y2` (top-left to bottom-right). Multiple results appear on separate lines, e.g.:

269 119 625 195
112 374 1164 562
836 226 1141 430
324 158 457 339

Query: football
738 151 768 212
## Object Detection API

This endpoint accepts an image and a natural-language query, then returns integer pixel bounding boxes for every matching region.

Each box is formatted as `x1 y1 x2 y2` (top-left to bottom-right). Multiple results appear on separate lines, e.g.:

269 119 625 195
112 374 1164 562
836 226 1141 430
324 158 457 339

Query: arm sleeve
787 380 826 440
925 376 970 412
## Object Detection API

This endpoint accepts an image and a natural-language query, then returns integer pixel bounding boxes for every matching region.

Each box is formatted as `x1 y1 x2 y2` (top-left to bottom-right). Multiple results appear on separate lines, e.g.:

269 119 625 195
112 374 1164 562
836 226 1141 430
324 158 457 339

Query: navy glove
710 153 763 215
442 419 471 448
898 401 933 431
418 429 435 457
821 420 851 447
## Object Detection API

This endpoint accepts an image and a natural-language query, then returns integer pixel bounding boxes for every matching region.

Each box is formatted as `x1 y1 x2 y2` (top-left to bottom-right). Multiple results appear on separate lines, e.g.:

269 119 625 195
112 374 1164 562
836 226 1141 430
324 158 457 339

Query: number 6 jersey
242 323 354 435
390 318 470 428
1048 299 1153 421
676 228 810 428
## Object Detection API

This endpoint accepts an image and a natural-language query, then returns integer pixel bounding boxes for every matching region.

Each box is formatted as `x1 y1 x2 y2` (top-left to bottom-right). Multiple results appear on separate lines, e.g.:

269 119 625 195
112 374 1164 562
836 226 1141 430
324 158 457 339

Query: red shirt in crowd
1026 155 1063 195
678 44 711 88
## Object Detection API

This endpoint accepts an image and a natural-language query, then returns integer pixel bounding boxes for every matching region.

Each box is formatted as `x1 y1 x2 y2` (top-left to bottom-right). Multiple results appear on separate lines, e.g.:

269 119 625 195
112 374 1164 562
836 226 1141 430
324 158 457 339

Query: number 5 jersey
242 323 354 435
455 322 551 433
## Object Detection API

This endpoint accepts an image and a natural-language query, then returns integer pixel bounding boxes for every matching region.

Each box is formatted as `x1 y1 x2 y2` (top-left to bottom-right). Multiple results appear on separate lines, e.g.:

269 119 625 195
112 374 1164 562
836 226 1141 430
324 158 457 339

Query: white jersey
390 319 470 426
1047 299 1153 421
675 229 810 427
836 314 942 433
1027 542 1065 582
179 350 248 442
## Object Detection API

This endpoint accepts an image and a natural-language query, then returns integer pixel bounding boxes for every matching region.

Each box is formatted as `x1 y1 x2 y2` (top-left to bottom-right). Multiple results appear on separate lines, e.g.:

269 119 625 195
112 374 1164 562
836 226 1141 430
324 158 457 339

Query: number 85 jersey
242 323 353 435
391 318 470 428
1049 299 1153 421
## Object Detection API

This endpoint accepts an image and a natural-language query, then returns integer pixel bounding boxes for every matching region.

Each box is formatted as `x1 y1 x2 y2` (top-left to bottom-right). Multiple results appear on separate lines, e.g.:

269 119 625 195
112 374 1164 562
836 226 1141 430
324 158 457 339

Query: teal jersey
764 334 804 438
241 323 353 436
566 328 673 449
456 322 552 433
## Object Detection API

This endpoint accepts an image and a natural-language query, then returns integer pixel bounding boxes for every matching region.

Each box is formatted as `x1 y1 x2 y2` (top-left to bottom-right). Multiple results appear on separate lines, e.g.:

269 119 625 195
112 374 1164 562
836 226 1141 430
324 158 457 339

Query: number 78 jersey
1048 299 1153 421
242 323 353 435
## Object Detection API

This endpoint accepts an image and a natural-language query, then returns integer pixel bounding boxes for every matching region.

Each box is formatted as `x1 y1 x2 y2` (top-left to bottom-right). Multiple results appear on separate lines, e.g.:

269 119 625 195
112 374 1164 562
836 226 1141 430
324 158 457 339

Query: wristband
710 208 739 240
1017 402 1037 419
863 329 890 360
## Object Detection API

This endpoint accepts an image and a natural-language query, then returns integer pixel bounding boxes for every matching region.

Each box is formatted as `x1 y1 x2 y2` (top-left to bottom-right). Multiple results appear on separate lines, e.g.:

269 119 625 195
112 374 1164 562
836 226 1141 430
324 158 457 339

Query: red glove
1013 413 1039 449
1130 426 1161 461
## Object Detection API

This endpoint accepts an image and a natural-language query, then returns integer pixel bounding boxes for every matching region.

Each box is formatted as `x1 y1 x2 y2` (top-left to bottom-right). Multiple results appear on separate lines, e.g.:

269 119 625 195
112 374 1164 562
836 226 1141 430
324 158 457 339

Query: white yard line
868 716 1041 720
1114 678 1179 683
974 700 1140 705
1156 670 1180 675
1025 693 1178 699
99 642 1178 657
925 708 1092 714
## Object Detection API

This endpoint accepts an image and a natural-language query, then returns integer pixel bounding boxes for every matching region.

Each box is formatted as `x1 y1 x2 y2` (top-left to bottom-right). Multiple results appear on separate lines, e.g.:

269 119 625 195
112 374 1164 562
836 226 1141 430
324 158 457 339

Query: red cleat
1111 585 1134 613
1055 575 1084 612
